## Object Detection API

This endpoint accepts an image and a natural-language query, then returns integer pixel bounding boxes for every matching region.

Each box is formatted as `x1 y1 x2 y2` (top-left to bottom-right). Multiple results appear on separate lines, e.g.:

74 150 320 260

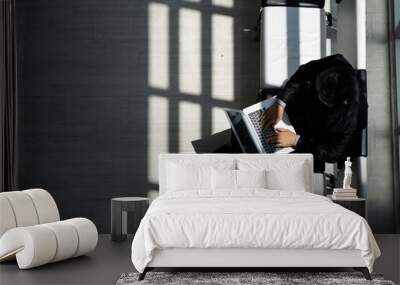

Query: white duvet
131 190 380 273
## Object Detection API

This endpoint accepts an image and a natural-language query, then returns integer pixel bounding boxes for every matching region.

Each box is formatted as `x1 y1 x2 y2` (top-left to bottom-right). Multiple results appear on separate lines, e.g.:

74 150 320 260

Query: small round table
111 197 150 242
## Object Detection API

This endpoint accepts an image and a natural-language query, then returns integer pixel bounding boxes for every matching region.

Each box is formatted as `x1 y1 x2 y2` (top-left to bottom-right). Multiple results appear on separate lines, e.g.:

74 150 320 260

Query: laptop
224 97 296 154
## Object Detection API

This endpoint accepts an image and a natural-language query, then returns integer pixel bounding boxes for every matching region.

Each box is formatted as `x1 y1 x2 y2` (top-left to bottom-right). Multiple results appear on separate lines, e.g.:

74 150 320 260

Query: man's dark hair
317 66 355 107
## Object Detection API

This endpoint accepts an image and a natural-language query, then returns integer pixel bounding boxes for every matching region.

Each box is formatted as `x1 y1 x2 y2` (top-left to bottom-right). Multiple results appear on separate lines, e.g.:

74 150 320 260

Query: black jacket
277 54 368 172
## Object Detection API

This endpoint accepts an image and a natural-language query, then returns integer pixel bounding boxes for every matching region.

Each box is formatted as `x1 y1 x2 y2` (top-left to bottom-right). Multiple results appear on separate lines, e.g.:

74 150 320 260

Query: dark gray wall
16 0 259 232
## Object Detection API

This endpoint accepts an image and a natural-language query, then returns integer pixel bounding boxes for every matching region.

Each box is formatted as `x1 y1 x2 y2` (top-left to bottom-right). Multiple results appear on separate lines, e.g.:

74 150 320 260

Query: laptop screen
225 110 258 153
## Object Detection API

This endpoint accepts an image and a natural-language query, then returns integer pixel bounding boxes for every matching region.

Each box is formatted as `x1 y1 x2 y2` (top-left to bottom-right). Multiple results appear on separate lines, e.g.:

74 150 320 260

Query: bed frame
140 248 370 280
137 153 372 281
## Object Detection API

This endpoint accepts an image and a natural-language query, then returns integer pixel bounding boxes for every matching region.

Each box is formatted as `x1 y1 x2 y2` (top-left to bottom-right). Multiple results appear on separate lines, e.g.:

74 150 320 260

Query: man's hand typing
261 103 285 129
267 128 297 148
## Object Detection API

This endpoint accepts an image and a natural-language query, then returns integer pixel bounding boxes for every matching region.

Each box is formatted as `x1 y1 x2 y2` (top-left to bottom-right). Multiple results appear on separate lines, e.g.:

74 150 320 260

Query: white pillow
211 169 236 190
237 158 309 191
211 169 267 190
166 159 235 191
265 164 307 191
167 162 210 191
237 170 267 189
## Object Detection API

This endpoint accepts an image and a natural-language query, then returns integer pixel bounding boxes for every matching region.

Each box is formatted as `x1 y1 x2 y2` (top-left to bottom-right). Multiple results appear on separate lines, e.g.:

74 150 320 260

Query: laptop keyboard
248 109 278 153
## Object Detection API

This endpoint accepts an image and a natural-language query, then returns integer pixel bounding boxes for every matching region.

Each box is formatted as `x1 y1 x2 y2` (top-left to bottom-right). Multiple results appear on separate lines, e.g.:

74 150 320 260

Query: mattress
131 190 380 273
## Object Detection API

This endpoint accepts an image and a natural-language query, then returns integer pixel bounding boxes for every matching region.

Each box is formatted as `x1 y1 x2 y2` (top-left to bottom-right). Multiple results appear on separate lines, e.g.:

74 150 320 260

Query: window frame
388 0 400 233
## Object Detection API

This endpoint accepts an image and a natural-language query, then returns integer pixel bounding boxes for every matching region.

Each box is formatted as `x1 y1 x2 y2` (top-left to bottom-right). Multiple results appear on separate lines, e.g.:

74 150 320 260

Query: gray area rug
116 272 396 285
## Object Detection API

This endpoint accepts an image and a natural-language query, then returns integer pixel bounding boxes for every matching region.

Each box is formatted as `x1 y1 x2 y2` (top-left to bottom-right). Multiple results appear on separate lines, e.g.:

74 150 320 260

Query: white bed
131 154 380 280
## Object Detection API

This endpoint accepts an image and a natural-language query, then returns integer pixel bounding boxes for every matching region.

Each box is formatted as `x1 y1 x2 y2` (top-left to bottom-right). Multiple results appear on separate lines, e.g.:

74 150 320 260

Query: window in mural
391 0 400 232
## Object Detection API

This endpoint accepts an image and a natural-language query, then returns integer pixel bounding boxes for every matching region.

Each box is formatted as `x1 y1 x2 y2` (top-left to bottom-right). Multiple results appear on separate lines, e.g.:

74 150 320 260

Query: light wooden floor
0 234 399 285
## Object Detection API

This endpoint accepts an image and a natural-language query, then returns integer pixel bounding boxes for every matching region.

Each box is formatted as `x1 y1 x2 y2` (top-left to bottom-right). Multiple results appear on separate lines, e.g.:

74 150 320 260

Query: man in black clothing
262 54 368 172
